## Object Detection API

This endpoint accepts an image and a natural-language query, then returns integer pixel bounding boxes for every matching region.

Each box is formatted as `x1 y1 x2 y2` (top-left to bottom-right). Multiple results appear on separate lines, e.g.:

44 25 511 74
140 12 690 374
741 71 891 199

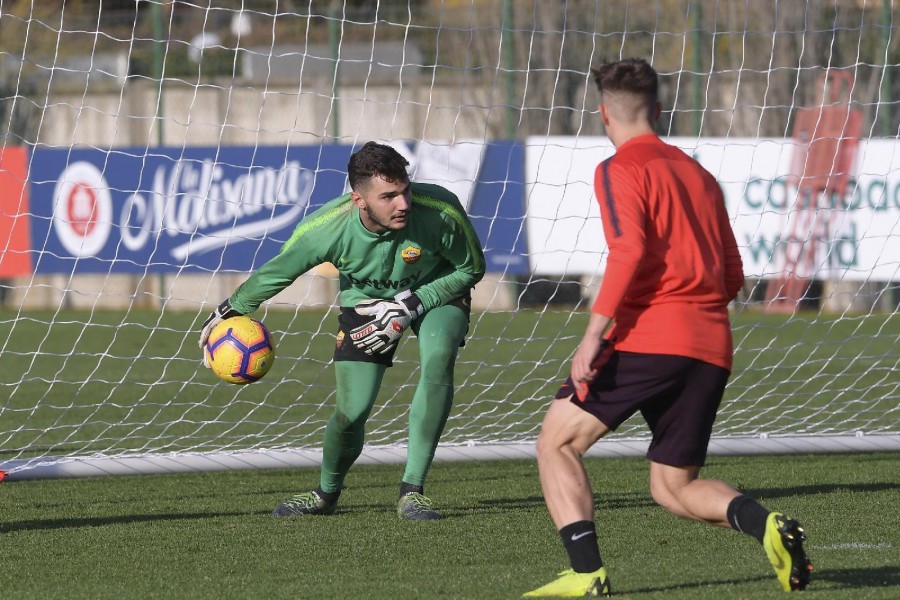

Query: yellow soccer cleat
523 568 611 598
763 512 813 591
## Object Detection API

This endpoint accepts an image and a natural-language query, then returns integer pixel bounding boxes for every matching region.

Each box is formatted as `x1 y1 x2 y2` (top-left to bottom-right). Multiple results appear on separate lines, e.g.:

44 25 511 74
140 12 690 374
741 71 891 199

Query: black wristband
217 299 241 319
395 290 424 318
204 299 242 330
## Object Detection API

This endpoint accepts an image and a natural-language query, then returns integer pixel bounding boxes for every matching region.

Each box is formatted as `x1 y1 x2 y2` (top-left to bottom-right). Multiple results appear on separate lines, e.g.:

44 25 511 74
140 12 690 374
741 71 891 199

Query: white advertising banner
391 140 484 211
526 136 900 281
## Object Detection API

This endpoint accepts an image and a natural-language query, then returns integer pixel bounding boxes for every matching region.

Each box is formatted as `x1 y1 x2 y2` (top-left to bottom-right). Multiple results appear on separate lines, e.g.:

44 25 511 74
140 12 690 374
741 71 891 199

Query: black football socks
560 520 603 573
726 494 770 543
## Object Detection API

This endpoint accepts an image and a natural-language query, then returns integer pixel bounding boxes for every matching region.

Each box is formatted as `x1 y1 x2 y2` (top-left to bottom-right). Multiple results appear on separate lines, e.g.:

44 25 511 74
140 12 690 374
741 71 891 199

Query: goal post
1 1 898 481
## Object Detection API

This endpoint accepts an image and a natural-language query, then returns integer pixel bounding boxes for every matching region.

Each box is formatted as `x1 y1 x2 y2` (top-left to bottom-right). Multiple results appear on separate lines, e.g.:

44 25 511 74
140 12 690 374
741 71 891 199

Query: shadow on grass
741 481 900 500
469 491 656 513
625 574 772 594
415 490 656 519
814 566 900 588
0 510 276 533
5 502 514 530
623 566 900 594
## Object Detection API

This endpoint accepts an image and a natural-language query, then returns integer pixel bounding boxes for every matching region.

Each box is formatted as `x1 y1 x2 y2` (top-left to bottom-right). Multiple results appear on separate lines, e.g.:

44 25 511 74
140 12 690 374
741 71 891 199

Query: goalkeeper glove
199 299 243 367
349 290 425 355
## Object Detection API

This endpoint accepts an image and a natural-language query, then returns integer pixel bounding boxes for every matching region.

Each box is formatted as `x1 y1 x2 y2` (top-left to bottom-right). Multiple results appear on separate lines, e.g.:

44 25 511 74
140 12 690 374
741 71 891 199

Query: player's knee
535 427 574 465
534 430 553 464
650 476 697 519
648 475 680 511
650 485 677 513
420 346 459 379
334 407 369 429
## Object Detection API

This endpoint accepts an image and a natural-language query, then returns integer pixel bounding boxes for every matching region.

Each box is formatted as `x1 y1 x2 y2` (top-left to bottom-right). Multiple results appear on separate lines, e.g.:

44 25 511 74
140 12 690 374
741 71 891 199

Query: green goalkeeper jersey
229 182 486 313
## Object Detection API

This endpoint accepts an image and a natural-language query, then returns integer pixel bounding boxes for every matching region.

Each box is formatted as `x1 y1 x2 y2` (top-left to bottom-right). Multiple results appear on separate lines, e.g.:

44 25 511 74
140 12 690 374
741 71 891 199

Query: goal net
1 0 898 480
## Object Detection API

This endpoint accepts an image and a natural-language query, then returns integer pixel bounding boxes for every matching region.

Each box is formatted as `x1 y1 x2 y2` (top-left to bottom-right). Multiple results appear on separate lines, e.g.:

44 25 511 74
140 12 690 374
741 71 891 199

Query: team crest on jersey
336 330 345 348
401 245 422 264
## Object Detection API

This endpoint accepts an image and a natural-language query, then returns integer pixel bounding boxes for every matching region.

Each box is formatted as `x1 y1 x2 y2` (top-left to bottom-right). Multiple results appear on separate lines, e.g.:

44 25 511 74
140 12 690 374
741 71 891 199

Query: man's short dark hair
347 141 410 191
590 58 658 103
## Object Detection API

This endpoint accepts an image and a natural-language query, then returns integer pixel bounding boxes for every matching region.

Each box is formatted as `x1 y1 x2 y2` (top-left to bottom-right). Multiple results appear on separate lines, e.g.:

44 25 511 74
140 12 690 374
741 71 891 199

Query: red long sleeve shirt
592 134 744 370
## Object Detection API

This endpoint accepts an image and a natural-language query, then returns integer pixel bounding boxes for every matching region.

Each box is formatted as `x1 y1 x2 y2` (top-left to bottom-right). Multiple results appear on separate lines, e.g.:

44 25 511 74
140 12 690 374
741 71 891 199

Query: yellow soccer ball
204 316 275 384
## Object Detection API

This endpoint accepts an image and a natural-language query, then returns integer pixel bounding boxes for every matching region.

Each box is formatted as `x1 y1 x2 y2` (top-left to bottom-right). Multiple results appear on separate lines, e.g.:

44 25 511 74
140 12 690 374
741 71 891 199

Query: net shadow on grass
0 510 252 533
625 574 772 595
814 566 900 588
740 481 900 500
624 567 900 594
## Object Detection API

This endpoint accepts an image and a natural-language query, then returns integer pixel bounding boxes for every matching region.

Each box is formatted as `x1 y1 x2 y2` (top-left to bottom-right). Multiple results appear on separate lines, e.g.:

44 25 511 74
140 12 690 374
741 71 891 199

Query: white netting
1 1 897 478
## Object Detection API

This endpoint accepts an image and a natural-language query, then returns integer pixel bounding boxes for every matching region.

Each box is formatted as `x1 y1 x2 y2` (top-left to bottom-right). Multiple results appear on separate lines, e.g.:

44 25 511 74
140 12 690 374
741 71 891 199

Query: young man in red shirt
524 59 813 597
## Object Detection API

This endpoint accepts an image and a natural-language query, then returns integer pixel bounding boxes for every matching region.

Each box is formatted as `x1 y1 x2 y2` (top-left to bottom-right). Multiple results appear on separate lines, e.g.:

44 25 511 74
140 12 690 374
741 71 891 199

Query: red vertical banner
0 146 32 277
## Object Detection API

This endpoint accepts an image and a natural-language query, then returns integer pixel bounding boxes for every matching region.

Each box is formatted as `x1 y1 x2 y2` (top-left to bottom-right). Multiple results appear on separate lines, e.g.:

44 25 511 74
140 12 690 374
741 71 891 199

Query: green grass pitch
0 309 898 597
2 454 899 599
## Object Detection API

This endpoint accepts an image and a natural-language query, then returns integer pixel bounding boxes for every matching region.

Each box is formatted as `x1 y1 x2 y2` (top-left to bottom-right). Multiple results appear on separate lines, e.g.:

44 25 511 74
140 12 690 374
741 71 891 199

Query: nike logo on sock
571 531 595 541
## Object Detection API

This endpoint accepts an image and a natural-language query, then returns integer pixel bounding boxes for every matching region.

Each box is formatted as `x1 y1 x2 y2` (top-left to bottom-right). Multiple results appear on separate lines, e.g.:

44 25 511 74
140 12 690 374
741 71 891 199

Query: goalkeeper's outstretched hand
350 290 424 355
198 299 243 367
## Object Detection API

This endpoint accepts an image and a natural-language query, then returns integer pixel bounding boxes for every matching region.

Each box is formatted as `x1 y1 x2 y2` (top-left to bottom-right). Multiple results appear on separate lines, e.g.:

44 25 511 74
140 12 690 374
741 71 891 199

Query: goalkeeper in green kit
198 141 486 520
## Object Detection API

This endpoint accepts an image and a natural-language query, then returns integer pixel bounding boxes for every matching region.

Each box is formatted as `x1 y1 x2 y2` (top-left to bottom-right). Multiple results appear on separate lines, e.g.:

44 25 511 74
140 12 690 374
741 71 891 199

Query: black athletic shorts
556 344 730 467
333 294 472 366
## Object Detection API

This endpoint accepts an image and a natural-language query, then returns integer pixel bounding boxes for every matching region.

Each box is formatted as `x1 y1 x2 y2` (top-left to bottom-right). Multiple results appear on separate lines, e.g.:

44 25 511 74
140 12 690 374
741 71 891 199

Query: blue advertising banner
29 142 527 274
467 141 529 275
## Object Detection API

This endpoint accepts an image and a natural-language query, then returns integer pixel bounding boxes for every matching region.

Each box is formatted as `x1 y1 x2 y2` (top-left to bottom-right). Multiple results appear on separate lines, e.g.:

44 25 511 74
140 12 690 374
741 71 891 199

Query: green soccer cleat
763 512 813 591
397 492 442 520
523 568 611 598
271 490 337 517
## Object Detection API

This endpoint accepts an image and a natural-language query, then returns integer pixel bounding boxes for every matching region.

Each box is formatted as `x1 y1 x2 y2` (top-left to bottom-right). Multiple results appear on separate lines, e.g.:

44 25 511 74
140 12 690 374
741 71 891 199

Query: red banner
0 146 31 277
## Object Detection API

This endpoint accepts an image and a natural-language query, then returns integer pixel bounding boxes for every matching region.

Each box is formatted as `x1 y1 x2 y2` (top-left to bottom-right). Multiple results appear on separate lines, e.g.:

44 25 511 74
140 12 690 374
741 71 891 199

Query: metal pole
692 0 703 136
881 0 895 311
152 1 165 146
503 0 516 139
329 0 340 142
151 1 166 304
882 0 893 138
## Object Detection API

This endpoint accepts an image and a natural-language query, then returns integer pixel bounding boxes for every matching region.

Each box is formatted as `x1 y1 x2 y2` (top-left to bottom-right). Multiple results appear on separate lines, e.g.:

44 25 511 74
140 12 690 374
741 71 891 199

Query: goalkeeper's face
353 175 413 233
